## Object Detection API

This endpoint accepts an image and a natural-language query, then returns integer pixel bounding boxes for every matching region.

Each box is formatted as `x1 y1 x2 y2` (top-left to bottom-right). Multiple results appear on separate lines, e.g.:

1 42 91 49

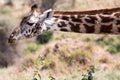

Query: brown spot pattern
58 21 67 27
99 15 114 23
116 20 120 25
114 13 120 17
71 15 82 23
31 27 36 33
85 15 98 24
60 29 68 31
61 15 69 21
118 28 120 32
83 24 95 33
78 15 85 18
30 23 41 34
69 22 80 32
100 24 112 33
33 30 37 34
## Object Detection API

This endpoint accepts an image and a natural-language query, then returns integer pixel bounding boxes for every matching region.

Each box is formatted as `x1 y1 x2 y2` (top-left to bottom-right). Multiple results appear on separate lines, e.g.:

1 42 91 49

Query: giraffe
8 4 120 43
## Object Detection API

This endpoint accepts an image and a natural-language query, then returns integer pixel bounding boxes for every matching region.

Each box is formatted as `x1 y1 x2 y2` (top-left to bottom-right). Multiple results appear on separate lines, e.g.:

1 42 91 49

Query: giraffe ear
31 4 38 12
43 9 54 19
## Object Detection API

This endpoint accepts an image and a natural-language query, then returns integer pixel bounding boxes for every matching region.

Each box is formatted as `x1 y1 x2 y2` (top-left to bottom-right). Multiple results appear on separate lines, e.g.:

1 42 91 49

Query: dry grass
0 0 120 80
55 0 120 11
4 38 117 80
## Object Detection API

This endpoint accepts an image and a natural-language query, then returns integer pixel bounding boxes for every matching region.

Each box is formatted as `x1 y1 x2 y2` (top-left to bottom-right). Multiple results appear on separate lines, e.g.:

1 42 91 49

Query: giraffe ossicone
8 5 120 43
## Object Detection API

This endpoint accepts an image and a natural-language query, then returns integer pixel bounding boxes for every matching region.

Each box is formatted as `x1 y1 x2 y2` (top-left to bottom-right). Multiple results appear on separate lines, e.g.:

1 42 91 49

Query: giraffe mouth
8 38 16 43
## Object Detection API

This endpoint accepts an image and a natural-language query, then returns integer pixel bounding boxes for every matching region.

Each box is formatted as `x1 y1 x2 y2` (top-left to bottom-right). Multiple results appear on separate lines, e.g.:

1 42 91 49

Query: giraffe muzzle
8 38 16 43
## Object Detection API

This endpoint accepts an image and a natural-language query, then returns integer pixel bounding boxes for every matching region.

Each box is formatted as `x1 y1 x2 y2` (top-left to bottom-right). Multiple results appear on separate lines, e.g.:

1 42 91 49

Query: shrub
36 31 53 44
81 66 95 80
107 44 120 54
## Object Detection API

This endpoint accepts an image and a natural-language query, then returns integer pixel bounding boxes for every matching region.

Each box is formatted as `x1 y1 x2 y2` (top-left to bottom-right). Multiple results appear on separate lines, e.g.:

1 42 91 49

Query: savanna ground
0 0 120 80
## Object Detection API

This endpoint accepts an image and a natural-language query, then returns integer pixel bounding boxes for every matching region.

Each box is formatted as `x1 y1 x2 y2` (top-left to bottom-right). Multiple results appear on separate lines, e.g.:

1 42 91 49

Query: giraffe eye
26 22 34 26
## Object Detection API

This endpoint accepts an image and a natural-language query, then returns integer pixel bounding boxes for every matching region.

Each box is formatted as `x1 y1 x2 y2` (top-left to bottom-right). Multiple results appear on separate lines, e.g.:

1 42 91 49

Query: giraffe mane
54 7 120 15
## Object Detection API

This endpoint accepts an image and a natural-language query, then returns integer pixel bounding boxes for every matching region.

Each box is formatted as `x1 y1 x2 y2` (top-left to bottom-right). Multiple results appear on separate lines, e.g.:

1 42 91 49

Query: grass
79 35 120 55
75 49 92 59
105 70 120 80
0 6 12 15
95 35 120 54
1 0 120 80
25 43 41 53
115 63 120 70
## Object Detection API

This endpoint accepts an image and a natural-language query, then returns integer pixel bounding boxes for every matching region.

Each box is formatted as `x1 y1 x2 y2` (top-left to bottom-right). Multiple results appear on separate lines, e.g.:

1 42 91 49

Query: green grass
0 6 12 15
25 43 41 53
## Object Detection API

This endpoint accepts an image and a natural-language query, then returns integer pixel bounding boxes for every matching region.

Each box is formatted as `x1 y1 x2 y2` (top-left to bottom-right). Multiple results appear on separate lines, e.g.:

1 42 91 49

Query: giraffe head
8 4 54 43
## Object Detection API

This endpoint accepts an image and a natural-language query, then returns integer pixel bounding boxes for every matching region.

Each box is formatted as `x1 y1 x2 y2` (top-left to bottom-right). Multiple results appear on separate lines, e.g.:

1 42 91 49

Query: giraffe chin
8 38 16 43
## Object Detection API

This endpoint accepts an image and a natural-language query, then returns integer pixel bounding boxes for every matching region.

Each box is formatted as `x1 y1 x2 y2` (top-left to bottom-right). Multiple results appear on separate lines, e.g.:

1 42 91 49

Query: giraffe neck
44 11 120 34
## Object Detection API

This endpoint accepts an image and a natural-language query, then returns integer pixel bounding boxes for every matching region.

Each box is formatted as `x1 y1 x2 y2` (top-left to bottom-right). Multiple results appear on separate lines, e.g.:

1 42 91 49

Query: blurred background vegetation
0 0 120 80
